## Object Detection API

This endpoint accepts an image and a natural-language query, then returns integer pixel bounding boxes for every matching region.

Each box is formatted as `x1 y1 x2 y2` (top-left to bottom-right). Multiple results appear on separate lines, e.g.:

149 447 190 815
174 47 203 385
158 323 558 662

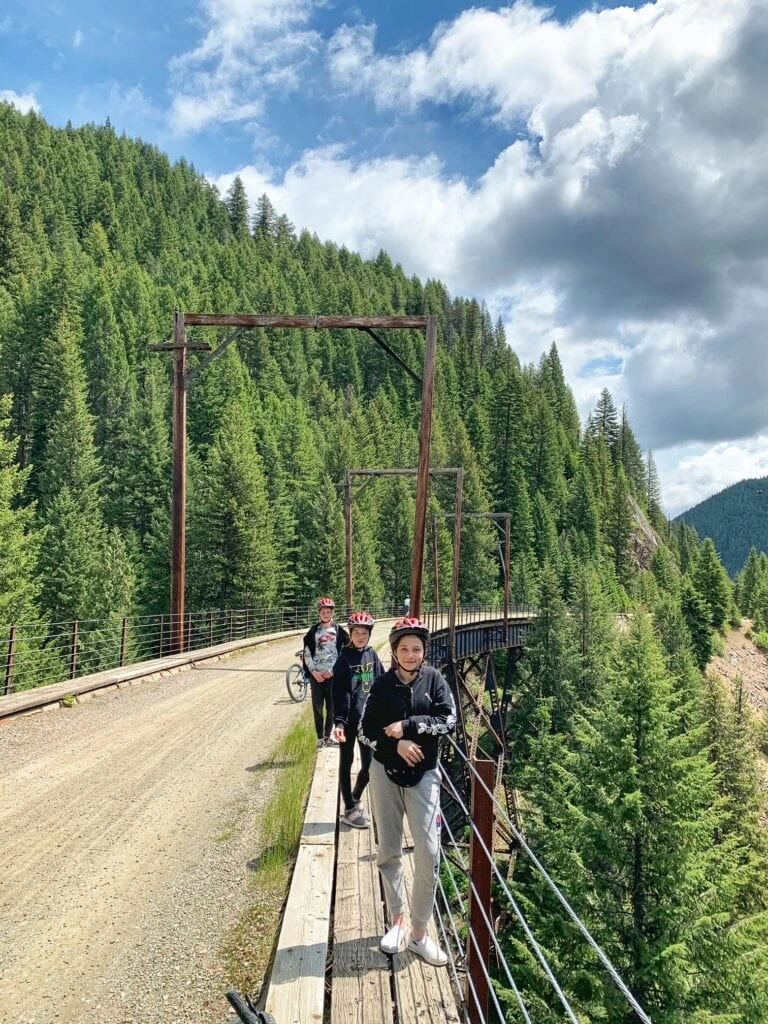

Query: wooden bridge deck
264 744 462 1024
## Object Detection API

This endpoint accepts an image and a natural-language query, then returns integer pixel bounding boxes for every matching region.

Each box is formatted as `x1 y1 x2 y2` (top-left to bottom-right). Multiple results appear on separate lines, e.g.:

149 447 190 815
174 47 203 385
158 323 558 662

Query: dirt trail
0 633 317 1024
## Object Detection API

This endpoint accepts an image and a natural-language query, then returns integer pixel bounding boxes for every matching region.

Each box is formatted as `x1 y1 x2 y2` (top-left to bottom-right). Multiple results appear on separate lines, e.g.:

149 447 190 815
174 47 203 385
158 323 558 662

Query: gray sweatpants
368 759 441 931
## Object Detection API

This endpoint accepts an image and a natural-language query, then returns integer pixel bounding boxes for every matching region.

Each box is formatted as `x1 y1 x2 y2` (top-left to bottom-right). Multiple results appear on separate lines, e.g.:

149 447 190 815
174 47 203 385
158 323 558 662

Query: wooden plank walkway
264 744 463 1024
265 745 339 1024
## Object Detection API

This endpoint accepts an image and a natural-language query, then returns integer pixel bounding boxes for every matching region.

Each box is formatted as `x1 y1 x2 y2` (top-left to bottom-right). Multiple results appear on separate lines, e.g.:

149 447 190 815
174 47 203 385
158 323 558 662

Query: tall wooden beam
344 470 353 613
183 314 428 329
467 758 495 1024
170 310 187 654
449 469 464 659
410 315 438 617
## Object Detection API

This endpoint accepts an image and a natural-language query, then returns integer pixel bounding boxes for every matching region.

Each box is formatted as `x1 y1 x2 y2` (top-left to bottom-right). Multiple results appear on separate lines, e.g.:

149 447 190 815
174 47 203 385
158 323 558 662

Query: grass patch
221 709 317 998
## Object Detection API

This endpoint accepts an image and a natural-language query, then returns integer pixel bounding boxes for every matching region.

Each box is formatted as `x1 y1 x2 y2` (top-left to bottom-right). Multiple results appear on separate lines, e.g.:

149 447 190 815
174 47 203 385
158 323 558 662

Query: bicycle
285 651 311 702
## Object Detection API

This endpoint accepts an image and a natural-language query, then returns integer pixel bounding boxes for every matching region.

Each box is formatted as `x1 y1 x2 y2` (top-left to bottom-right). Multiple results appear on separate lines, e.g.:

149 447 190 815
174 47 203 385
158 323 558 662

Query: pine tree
692 537 732 630
225 175 250 240
578 614 719 1020
605 466 634 585
0 394 39 626
592 387 620 456
187 400 278 609
294 474 346 605
680 577 713 670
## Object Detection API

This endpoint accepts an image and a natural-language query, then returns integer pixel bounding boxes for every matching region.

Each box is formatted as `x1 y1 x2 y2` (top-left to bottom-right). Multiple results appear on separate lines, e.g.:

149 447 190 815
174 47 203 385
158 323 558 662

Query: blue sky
3 0 768 517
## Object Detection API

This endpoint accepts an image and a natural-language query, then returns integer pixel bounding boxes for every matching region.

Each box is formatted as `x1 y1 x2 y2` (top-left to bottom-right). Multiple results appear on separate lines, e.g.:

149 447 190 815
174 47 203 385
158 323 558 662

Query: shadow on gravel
245 757 298 773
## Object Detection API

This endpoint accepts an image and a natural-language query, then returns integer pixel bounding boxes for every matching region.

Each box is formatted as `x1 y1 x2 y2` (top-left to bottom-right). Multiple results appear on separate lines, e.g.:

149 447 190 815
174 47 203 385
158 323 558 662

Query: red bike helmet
389 617 430 649
317 596 335 608
348 610 375 630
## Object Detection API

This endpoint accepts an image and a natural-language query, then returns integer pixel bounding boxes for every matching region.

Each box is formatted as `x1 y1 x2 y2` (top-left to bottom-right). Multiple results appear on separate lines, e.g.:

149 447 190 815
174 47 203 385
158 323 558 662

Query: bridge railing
1 601 535 696
436 738 653 1024
0 605 326 695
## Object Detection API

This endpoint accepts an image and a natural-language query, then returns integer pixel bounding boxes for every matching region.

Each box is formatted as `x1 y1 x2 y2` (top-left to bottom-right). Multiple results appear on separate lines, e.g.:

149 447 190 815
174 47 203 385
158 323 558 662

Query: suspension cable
445 737 653 1024
441 803 534 1024
440 768 581 1024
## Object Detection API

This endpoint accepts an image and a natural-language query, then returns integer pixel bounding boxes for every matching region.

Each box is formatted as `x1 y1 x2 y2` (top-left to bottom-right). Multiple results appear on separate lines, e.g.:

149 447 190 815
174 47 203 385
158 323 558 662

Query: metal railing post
69 621 79 680
119 616 128 667
4 625 16 695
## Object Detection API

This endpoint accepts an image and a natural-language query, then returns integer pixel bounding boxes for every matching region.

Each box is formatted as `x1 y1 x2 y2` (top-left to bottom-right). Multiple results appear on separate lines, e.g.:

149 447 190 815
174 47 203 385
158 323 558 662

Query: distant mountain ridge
676 476 768 576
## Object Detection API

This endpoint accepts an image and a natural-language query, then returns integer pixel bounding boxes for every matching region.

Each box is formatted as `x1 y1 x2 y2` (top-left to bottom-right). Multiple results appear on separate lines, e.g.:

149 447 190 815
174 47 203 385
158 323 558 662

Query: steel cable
440 804 533 1024
445 737 653 1024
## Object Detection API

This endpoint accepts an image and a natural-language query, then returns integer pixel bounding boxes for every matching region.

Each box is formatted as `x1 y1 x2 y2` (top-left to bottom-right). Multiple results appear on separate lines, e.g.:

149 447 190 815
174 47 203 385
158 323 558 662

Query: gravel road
0 633 313 1024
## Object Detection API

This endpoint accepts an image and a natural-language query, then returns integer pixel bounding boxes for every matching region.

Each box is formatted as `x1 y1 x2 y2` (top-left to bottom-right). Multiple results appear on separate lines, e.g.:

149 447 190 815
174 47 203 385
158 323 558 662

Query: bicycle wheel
285 664 308 702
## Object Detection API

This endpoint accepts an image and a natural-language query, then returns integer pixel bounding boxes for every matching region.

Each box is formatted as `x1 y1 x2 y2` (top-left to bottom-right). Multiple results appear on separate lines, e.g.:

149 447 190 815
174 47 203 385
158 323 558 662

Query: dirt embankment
708 620 768 715
707 619 768 786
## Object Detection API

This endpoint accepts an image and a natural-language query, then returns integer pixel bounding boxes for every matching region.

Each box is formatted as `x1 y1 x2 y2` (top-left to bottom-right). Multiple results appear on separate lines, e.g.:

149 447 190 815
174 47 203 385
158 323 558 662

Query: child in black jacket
360 617 455 967
331 611 384 828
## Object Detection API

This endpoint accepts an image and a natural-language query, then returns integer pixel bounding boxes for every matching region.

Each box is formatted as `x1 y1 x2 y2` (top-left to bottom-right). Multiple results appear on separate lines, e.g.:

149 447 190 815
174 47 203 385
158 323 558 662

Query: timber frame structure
150 313 438 654
342 467 463 654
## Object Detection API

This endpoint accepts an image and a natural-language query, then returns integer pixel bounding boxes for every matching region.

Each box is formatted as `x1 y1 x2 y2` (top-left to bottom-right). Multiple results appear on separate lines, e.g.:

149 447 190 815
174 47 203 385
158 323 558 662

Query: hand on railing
224 988 276 1023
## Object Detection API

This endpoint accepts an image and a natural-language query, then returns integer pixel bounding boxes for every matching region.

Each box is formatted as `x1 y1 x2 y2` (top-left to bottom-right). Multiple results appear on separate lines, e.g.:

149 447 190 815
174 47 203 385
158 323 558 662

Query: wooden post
449 468 464 661
503 513 511 634
170 310 187 655
431 516 440 610
69 621 79 680
410 315 437 617
119 616 128 667
4 625 17 695
344 469 353 612
467 758 495 1024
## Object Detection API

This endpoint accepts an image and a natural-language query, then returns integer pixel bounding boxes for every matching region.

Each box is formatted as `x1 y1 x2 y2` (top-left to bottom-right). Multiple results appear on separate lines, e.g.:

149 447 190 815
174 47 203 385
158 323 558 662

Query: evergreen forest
678 476 768 577
1 103 767 1021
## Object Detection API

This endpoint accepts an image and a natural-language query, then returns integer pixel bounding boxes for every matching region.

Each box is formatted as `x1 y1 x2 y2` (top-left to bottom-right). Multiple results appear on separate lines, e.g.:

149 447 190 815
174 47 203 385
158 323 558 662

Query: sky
2 0 768 516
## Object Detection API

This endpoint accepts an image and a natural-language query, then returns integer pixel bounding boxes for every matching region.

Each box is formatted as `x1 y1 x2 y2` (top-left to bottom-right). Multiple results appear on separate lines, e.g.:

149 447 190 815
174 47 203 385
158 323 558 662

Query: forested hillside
678 476 768 576
0 102 670 630
1 103 768 1021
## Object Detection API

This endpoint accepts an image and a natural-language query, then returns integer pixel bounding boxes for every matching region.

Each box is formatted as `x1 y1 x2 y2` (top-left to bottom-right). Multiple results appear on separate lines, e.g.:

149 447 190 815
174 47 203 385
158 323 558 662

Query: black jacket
332 644 385 728
359 665 456 786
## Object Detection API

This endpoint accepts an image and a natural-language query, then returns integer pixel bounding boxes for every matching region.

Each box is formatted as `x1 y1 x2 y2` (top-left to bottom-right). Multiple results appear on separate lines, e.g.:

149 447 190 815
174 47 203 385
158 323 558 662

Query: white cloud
168 0 323 133
0 90 40 113
210 0 768 513
214 147 471 281
73 29 83 48
657 438 768 517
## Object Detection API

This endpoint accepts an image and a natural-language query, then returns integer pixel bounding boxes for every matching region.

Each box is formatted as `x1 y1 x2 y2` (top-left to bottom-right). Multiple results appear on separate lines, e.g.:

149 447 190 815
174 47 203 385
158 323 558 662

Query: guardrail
1 602 537 696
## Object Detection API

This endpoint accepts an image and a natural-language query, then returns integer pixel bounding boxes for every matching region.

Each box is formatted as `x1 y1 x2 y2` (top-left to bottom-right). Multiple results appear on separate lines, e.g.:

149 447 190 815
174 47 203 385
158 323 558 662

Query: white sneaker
407 933 448 967
380 922 406 955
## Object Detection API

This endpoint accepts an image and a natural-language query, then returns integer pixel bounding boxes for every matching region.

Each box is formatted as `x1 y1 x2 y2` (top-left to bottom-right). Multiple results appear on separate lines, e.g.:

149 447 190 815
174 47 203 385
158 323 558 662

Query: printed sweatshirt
302 622 349 675
359 665 456 787
332 644 385 729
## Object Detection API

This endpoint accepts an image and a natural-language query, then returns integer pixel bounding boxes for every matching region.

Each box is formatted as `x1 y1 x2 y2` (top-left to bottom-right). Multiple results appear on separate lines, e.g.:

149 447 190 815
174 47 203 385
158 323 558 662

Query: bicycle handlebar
225 988 277 1024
